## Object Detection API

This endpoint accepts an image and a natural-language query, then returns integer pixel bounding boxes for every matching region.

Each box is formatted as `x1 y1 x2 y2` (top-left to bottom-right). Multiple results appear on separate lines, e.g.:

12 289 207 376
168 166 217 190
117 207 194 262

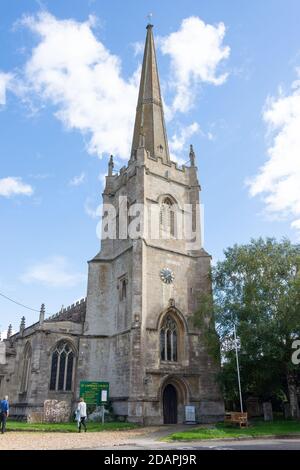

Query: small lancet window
121 279 127 300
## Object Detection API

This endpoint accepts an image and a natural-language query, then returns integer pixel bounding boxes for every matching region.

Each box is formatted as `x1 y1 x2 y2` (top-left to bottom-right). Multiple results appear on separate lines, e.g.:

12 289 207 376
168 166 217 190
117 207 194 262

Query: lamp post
233 323 243 413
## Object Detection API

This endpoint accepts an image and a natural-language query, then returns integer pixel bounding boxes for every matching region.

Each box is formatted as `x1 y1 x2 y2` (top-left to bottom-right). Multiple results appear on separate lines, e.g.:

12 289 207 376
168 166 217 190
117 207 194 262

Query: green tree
194 238 300 418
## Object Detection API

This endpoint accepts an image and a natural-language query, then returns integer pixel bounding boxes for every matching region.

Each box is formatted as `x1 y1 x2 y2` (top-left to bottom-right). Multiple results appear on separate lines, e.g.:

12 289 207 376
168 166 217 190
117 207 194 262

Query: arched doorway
163 384 178 424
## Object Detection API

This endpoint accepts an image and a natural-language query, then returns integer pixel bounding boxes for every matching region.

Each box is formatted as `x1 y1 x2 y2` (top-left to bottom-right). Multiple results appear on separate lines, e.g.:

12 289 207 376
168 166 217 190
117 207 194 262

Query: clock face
160 268 175 284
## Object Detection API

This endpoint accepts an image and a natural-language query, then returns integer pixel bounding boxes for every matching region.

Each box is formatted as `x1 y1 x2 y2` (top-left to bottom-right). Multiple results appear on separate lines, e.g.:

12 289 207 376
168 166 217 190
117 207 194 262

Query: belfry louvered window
50 342 74 391
160 315 178 362
160 198 176 237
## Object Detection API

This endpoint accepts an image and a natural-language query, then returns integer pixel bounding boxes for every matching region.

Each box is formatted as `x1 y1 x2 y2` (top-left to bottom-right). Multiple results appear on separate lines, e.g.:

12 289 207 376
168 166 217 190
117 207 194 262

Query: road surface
1 425 300 450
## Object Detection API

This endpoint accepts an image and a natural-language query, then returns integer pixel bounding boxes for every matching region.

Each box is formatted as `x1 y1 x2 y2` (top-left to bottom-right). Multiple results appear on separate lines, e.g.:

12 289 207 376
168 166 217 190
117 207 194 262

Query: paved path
0 427 149 450
1 425 300 450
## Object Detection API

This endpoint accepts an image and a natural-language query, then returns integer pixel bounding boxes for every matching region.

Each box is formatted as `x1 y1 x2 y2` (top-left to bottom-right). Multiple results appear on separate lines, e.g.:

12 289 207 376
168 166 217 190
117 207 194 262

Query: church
0 24 224 425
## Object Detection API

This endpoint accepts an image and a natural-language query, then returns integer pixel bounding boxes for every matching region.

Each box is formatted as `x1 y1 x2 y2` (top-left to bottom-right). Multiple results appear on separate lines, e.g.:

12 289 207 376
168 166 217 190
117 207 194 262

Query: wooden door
163 384 177 424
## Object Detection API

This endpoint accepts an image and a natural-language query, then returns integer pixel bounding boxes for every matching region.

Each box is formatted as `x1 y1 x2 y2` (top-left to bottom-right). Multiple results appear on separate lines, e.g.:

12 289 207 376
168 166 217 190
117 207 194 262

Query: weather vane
147 12 153 24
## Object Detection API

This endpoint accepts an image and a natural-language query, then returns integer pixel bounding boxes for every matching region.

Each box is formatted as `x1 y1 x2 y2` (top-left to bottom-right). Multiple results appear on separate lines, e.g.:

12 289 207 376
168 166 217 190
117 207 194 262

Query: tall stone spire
131 24 170 162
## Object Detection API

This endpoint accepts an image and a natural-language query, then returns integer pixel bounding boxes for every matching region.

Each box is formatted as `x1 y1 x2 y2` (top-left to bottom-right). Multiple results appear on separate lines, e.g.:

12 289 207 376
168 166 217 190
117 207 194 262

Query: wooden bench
224 412 248 428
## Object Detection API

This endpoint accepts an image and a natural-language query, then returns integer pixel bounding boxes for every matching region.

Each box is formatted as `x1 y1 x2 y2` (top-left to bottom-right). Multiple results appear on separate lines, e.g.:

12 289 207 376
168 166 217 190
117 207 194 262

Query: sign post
185 405 196 424
79 382 109 424
233 324 243 413
100 389 108 424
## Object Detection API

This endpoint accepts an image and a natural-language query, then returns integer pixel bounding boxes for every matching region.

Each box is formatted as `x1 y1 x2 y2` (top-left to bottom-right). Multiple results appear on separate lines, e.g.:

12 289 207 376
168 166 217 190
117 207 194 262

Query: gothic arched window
50 341 74 391
160 197 176 237
20 343 32 393
160 315 178 362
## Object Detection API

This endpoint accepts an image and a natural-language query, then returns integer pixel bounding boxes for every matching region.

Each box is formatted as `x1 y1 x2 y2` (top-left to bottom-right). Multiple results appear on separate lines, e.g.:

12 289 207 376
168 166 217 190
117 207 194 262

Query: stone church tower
77 24 224 424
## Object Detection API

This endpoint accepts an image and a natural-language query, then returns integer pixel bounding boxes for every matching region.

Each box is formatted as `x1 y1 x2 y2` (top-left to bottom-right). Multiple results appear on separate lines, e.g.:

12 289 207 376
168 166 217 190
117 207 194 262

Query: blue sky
1 0 300 333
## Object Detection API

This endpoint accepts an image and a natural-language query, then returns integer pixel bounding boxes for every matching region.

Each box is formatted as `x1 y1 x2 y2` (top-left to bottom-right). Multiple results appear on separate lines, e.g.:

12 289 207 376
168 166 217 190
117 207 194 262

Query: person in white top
76 397 87 433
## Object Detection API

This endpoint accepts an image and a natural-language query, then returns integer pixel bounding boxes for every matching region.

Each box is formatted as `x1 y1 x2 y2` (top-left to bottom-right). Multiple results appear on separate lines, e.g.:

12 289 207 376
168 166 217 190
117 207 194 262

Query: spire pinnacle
7 324 12 338
39 303 45 324
131 24 170 162
189 144 196 167
20 316 25 333
108 155 114 176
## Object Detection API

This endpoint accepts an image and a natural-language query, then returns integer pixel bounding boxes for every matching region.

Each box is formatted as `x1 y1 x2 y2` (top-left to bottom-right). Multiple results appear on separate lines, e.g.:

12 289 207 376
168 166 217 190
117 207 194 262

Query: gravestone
44 400 71 423
27 412 44 423
246 397 263 417
263 402 273 422
88 406 110 422
283 402 291 419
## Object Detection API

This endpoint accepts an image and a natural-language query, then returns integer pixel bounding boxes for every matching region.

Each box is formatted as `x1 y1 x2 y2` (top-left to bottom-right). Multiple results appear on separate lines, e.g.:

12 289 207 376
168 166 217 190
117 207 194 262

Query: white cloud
84 174 106 219
69 172 86 186
98 172 107 186
0 72 12 105
5 13 230 163
0 177 34 197
20 255 85 288
170 122 200 152
131 41 144 56
18 12 139 159
84 197 101 219
169 122 200 163
291 219 300 231
160 16 230 113
248 69 300 235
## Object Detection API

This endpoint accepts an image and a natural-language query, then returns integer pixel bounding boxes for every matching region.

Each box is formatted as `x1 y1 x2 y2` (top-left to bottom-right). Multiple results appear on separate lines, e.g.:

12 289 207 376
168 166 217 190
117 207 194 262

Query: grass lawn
166 420 300 441
6 421 139 433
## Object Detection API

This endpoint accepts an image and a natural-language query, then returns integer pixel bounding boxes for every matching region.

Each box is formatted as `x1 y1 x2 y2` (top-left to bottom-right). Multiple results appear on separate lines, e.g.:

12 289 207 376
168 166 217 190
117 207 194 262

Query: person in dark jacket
0 396 9 434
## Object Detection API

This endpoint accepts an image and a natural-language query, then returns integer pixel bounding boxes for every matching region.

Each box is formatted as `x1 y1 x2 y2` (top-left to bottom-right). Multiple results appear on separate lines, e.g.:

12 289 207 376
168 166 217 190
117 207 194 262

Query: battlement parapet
46 297 86 324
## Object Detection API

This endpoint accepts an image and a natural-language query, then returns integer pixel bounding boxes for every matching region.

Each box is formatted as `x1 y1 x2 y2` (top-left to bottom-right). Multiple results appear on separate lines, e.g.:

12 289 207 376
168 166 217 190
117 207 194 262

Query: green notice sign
79 381 109 405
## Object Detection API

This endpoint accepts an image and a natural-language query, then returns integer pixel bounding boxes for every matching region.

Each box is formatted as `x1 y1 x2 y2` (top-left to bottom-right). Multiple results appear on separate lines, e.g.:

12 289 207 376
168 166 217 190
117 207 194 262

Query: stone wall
1 316 83 418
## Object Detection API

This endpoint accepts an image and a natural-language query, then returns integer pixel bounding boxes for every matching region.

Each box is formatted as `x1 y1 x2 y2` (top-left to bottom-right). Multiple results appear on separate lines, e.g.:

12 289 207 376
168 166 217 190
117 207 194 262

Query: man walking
76 397 87 433
0 396 9 434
